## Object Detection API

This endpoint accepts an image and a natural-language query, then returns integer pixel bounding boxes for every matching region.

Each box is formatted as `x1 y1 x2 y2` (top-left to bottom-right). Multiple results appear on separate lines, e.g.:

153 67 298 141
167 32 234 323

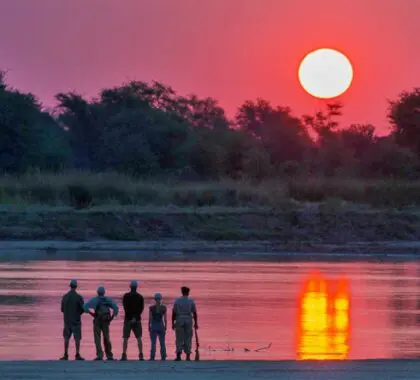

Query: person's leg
63 339 70 359
61 325 70 360
93 320 104 360
134 321 143 360
73 323 84 360
175 321 184 360
184 320 193 360
121 319 130 359
150 331 157 360
102 322 113 360
159 330 167 360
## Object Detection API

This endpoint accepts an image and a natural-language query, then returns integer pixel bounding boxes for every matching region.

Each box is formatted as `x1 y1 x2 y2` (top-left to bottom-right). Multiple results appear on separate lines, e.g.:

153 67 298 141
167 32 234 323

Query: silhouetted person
121 280 145 361
172 286 198 361
83 286 119 361
60 279 85 360
149 293 167 361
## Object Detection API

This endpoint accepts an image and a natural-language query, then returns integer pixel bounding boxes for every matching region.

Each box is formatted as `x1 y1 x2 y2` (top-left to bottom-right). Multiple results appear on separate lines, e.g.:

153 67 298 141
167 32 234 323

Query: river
0 260 419 360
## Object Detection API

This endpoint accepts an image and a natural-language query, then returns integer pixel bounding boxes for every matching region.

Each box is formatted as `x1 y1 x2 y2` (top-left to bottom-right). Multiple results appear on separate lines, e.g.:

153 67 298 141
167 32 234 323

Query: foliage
1 73 420 184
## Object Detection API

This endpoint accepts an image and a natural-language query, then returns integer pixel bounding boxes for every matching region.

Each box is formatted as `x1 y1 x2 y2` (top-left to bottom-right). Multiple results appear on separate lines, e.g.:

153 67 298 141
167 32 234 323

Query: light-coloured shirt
83 296 119 316
173 296 196 322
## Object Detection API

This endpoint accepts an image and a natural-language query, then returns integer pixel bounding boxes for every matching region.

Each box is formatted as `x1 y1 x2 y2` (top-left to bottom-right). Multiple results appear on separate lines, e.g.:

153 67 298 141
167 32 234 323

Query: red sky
1 0 419 134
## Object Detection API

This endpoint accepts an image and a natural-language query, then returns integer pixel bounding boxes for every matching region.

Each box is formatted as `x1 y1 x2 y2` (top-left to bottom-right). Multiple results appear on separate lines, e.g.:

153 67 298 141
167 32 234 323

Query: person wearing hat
83 286 119 361
120 280 145 361
60 279 85 361
148 293 167 361
172 286 198 361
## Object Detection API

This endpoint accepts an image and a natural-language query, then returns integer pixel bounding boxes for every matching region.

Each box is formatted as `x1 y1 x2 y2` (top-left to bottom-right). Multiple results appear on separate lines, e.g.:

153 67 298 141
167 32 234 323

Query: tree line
1 70 420 180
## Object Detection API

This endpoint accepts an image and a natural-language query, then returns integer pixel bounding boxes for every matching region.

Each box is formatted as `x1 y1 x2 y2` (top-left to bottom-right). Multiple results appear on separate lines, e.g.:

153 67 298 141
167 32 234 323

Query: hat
97 286 105 296
154 292 162 300
130 280 138 288
69 279 78 288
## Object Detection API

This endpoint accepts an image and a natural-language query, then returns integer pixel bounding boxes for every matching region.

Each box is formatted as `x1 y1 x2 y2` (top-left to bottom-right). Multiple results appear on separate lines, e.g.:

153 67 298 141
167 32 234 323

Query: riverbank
1 360 420 380
1 205 420 245
1 239 420 262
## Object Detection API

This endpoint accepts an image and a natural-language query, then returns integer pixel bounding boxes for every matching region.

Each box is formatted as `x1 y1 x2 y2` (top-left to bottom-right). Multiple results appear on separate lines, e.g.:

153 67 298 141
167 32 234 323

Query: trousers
150 330 166 359
175 320 193 355
94 319 113 359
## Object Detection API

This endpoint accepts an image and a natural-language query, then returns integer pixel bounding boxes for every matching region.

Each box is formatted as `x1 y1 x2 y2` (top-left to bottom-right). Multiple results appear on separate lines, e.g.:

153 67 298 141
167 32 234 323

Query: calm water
0 260 419 361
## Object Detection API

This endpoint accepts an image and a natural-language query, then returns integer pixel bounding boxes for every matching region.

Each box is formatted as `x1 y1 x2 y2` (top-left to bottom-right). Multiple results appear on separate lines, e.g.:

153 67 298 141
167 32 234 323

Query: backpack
95 297 111 322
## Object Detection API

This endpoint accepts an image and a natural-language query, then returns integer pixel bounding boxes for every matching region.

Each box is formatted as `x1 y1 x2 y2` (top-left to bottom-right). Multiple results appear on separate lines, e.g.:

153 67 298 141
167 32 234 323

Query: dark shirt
123 291 144 321
61 290 84 325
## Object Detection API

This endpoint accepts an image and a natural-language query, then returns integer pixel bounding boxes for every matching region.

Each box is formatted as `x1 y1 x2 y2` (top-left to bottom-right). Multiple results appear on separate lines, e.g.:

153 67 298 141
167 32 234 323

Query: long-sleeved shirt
83 296 119 317
61 290 84 324
122 291 144 321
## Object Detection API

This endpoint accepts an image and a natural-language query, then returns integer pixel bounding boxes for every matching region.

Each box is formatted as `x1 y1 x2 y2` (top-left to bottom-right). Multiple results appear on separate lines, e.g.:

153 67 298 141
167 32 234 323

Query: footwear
106 357 114 361
174 354 181 361
186 354 191 361
75 354 85 361
161 357 166 361
149 358 155 361
120 354 127 361
139 353 144 361
59 354 68 361
94 357 103 361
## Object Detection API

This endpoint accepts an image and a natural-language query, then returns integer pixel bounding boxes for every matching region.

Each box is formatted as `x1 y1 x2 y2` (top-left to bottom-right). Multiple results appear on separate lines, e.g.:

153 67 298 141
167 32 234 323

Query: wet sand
1 360 419 380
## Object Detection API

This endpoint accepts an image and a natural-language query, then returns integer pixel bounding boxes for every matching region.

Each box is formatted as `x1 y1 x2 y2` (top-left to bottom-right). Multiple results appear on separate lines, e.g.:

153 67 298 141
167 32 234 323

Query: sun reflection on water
297 273 350 360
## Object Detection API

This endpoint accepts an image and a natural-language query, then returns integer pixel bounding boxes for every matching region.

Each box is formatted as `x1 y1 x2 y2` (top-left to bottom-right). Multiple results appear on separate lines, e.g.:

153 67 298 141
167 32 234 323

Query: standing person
60 279 85 361
83 286 119 361
172 286 199 361
148 293 167 361
121 280 145 361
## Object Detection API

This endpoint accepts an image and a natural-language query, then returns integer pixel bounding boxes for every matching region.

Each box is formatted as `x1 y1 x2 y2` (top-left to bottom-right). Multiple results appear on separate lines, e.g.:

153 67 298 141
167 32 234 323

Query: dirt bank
0 207 420 243
1 360 420 380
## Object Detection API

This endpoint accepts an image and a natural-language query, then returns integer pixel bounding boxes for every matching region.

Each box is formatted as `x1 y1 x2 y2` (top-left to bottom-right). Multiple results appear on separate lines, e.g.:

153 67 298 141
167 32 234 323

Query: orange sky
1 0 419 134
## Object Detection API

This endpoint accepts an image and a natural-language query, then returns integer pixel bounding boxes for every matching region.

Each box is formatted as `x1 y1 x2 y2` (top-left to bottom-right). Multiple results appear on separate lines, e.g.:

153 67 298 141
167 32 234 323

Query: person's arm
148 307 152 332
79 296 85 315
140 295 145 317
172 304 177 330
83 297 97 316
122 294 128 315
110 298 119 318
163 306 168 331
61 296 65 313
192 301 198 329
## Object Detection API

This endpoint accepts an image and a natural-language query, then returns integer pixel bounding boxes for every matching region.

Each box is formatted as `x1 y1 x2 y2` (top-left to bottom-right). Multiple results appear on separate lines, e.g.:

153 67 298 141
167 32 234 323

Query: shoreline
1 240 420 262
1 360 420 380
1 207 420 261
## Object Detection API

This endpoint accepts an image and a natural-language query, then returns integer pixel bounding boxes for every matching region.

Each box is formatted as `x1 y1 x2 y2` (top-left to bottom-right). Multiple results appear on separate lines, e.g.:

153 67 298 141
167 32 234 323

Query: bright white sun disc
298 48 353 99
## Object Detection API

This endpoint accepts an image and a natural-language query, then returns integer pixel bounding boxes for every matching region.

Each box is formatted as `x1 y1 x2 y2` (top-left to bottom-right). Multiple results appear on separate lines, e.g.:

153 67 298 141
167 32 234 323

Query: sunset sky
1 0 419 134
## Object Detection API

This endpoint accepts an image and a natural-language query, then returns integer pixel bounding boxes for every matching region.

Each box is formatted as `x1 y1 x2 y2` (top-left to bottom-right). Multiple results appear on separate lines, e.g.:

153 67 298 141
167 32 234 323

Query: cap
130 280 138 288
97 286 105 296
154 292 162 300
69 279 78 288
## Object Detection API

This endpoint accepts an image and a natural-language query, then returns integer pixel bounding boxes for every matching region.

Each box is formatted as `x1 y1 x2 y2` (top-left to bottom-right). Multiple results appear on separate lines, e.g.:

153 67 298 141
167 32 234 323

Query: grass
0 171 419 209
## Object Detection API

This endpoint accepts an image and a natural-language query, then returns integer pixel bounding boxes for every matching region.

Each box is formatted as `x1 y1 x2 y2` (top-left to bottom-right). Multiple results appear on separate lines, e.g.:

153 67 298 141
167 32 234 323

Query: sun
298 48 353 99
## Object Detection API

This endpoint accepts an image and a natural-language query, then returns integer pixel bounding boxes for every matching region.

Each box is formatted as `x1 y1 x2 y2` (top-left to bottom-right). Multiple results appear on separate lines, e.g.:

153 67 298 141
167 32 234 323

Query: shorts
63 322 82 341
123 319 142 339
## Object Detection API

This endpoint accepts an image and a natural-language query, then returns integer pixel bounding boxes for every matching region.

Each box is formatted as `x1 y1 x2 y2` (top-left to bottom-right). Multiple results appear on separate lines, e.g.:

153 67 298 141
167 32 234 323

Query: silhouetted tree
236 99 312 171
388 88 420 155
0 74 70 172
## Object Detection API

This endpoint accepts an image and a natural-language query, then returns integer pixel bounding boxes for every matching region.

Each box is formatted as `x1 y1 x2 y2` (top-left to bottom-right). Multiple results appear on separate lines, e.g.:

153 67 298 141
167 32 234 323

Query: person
83 286 119 361
121 280 145 361
172 286 198 361
148 293 167 361
60 279 85 361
